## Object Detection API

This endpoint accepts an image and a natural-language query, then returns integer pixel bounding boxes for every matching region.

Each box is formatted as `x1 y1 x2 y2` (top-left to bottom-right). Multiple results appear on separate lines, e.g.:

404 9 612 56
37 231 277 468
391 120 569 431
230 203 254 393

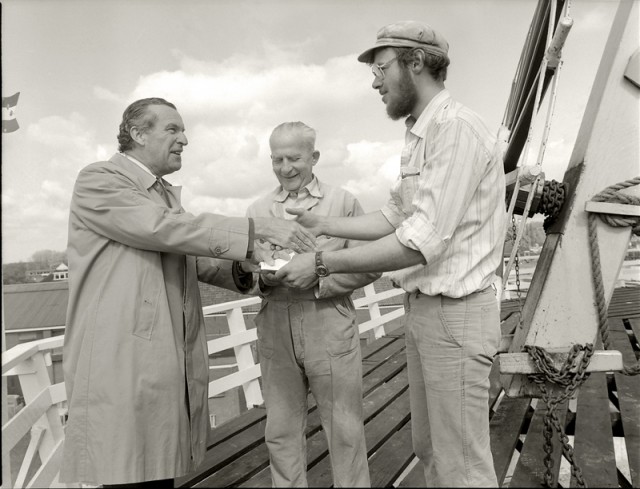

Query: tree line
2 249 68 285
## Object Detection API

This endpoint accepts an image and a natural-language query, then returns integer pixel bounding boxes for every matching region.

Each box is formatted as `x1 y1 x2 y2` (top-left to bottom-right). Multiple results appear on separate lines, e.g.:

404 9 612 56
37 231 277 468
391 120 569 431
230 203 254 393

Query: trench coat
60 153 252 485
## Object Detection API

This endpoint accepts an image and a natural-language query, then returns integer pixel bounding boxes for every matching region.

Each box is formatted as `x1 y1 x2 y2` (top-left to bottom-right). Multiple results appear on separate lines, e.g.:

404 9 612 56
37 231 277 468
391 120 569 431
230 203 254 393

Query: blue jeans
255 291 370 488
404 288 499 487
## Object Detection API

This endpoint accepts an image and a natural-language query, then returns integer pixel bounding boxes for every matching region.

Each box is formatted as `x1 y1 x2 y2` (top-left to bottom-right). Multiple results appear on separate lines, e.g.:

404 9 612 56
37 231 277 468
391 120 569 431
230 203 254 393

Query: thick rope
588 176 640 376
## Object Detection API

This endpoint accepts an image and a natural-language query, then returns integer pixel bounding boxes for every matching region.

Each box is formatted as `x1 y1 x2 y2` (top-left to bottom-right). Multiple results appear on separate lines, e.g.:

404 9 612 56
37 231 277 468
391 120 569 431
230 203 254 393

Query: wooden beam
504 0 639 397
499 350 623 374
585 201 640 217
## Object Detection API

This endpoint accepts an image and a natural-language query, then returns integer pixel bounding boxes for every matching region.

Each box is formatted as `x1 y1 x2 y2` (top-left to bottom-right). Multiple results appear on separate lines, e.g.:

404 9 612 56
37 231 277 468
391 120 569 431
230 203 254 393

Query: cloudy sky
1 0 618 263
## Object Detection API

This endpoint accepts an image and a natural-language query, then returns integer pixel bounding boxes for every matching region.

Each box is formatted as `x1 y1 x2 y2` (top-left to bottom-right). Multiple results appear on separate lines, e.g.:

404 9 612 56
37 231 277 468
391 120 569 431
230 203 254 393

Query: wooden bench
177 286 640 487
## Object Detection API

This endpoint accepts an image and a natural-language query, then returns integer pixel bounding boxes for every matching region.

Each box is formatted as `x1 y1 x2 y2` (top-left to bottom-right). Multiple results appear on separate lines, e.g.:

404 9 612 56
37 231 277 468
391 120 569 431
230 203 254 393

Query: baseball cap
357 21 449 64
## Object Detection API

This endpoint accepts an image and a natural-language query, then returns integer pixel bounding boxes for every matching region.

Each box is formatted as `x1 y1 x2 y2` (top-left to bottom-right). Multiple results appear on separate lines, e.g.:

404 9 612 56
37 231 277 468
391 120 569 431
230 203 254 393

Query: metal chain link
524 344 594 487
512 216 523 310
541 180 567 231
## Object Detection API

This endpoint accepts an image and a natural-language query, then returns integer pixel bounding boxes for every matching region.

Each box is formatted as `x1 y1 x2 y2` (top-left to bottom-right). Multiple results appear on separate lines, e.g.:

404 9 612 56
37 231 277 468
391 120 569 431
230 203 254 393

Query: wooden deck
177 286 640 488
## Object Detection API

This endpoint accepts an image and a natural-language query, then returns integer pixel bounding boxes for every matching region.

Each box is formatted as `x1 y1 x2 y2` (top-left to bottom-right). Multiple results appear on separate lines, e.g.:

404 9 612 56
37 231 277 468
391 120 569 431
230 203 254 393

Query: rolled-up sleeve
393 118 489 264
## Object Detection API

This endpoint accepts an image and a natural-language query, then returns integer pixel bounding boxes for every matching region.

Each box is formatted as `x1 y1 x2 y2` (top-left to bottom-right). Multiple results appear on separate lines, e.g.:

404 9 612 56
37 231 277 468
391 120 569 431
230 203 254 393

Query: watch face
315 251 329 277
316 265 329 277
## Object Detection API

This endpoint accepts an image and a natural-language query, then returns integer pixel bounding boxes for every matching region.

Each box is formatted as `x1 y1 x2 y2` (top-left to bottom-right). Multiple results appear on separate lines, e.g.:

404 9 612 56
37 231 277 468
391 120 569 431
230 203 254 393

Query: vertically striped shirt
381 89 506 298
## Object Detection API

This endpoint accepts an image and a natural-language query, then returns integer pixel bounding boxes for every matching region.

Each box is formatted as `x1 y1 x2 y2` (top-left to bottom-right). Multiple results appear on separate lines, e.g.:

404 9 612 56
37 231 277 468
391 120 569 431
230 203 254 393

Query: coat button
214 246 222 255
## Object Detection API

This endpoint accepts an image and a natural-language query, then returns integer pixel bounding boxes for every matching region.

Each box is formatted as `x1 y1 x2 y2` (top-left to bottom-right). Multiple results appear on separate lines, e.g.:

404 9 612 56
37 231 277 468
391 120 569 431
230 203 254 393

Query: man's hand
253 217 316 253
285 208 325 237
275 252 318 290
260 272 282 287
251 246 278 268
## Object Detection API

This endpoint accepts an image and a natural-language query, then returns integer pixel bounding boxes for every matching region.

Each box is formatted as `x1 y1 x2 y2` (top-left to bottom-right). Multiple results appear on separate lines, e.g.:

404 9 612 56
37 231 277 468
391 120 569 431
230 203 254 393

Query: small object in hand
260 251 294 272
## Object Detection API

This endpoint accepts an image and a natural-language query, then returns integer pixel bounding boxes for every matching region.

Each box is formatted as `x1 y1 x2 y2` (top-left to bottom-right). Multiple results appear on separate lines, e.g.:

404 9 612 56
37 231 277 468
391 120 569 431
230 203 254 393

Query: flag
2 92 20 133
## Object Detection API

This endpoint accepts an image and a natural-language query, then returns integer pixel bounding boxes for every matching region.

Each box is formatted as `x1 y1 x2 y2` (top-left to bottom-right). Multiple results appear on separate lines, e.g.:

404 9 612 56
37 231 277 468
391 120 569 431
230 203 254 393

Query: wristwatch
315 251 330 277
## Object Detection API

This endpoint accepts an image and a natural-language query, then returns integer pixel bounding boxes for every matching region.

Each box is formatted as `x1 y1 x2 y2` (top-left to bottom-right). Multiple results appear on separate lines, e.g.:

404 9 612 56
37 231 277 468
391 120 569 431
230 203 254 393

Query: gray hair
117 97 176 152
269 121 316 151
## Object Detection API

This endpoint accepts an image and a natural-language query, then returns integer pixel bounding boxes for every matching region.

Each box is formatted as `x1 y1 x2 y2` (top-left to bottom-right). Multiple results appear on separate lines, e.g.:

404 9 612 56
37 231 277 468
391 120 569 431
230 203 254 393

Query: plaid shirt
381 89 506 298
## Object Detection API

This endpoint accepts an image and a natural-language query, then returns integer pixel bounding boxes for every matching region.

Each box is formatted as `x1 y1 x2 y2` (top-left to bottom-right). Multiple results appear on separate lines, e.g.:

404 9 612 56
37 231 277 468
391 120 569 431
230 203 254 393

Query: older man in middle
246 121 379 487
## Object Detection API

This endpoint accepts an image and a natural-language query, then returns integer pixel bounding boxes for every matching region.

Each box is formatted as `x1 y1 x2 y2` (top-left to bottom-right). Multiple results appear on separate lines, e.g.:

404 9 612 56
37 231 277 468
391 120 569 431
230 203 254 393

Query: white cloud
127 52 402 216
2 113 101 261
2 50 401 262
94 86 121 102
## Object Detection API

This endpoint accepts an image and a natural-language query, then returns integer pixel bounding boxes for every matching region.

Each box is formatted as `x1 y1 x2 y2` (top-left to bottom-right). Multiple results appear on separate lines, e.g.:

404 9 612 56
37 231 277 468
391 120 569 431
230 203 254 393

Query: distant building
26 263 69 282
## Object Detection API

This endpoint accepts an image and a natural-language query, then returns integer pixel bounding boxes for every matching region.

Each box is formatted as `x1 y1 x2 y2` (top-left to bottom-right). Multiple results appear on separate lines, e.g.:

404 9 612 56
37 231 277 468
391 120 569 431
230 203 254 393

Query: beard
386 67 418 120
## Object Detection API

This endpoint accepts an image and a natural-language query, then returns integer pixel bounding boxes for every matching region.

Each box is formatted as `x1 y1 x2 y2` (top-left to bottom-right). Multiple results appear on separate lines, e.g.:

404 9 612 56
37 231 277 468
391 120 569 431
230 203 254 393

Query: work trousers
404 288 499 487
255 292 370 488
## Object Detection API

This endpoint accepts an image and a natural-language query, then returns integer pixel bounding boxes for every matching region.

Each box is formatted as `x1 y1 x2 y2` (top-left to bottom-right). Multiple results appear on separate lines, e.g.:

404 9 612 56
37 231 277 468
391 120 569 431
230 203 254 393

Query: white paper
259 252 294 272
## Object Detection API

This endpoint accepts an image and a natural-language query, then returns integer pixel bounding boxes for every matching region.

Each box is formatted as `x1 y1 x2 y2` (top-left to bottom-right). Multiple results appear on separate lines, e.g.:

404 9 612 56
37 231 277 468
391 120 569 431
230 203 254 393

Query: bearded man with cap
276 21 506 487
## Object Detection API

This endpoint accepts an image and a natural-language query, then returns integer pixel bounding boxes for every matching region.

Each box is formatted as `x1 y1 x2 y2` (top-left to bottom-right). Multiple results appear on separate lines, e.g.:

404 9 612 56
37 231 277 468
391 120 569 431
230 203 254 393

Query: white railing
2 336 68 489
1 282 405 488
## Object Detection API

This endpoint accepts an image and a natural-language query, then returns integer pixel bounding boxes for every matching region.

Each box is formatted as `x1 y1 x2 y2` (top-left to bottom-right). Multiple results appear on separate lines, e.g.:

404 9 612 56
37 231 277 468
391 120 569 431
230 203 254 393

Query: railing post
363 283 386 343
226 307 263 408
1 294 11 489
13 351 65 481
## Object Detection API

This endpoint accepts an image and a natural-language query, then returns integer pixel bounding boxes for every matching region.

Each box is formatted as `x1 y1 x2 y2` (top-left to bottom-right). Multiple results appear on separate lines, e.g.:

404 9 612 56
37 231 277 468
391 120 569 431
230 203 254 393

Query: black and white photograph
2 0 638 487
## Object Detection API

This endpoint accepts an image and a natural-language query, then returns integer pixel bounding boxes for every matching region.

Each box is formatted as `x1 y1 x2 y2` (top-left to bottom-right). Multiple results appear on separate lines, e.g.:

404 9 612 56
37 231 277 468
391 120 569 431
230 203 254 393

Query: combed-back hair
117 97 176 152
269 121 317 152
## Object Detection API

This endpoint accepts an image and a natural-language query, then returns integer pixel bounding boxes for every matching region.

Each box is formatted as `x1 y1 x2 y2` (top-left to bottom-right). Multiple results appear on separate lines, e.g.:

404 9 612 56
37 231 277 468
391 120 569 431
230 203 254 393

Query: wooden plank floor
178 285 640 488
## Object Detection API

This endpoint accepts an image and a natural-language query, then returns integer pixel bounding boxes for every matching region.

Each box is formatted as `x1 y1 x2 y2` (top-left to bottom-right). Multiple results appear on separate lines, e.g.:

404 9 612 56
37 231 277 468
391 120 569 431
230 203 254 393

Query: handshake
241 214 319 272
237 211 325 291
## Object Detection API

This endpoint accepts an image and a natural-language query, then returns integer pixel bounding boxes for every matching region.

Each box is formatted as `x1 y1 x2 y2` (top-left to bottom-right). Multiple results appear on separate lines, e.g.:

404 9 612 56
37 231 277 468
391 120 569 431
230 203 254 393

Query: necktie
155 178 172 207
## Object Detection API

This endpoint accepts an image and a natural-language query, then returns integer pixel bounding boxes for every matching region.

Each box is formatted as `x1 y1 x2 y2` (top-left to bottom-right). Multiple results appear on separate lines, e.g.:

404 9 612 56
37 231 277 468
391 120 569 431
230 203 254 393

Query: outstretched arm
286 208 395 240
275 233 425 289
253 216 316 253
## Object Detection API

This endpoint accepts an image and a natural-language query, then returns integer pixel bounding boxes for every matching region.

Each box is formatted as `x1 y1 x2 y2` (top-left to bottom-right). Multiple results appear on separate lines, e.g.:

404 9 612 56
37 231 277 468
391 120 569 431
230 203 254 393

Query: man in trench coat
59 97 316 488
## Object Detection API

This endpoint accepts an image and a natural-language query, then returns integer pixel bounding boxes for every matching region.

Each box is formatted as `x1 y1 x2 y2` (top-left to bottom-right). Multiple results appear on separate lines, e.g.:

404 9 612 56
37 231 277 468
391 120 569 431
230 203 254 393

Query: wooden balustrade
1 282 404 488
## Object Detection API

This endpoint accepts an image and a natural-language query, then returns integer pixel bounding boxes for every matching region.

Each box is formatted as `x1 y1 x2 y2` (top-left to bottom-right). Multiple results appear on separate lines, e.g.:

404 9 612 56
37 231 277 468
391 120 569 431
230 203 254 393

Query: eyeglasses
371 57 398 80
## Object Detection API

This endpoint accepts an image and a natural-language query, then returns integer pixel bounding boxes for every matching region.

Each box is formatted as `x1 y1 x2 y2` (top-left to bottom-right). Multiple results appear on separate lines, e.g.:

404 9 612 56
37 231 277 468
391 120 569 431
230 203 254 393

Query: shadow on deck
177 287 640 488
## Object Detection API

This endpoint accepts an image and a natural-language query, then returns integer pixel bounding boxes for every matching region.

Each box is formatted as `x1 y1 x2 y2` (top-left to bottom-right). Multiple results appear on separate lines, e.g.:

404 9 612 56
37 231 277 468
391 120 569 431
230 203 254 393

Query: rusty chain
524 343 594 487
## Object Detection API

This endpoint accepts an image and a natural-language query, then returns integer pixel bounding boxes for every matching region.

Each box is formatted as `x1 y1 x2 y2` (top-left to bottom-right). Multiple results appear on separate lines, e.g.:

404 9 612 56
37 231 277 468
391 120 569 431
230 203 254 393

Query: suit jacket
60 153 250 484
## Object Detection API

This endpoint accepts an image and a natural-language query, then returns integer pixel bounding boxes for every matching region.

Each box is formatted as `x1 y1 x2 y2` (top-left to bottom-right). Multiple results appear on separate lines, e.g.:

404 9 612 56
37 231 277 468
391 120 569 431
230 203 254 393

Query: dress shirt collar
274 175 323 203
407 89 451 138
120 152 171 189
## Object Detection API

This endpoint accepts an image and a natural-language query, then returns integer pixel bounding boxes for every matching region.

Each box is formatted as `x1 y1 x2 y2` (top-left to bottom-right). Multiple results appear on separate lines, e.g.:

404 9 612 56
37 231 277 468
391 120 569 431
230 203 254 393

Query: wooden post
13 352 66 473
363 283 386 343
501 0 640 396
226 307 263 408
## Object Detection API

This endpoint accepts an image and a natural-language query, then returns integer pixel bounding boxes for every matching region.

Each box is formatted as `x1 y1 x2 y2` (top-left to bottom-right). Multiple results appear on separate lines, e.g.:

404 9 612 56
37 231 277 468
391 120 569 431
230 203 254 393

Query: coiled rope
587 176 640 376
